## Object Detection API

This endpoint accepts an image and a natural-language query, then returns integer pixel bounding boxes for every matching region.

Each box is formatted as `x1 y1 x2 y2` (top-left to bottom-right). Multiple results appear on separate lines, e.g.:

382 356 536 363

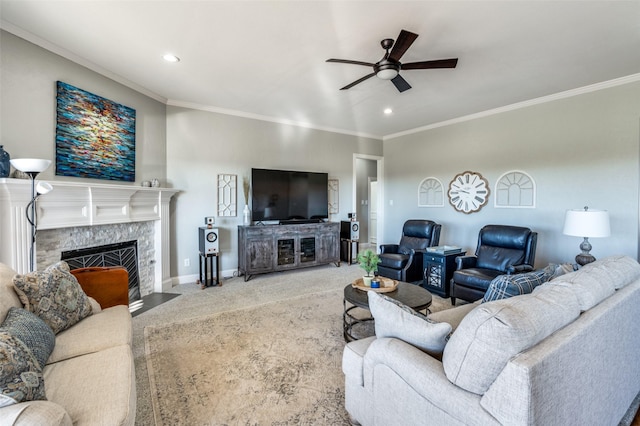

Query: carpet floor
132 263 640 425
133 263 452 425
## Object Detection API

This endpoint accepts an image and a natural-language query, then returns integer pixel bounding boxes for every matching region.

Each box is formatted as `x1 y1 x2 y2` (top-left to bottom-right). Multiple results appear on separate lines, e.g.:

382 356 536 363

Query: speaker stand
198 252 221 289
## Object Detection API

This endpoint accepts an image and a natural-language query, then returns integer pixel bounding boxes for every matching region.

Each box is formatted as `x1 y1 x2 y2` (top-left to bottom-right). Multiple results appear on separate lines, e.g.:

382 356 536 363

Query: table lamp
563 206 610 266
10 158 52 271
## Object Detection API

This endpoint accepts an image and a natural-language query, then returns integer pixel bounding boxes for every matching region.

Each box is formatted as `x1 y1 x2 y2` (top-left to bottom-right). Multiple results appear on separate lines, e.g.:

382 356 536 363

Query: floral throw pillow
0 331 46 407
12 261 93 334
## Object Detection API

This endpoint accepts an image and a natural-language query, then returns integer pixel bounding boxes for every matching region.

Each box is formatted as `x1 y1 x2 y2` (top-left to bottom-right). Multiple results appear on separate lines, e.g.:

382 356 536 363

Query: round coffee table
343 281 433 342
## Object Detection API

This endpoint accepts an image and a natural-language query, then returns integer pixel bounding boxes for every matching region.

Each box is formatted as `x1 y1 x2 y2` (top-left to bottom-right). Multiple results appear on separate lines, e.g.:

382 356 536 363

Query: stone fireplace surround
0 178 179 295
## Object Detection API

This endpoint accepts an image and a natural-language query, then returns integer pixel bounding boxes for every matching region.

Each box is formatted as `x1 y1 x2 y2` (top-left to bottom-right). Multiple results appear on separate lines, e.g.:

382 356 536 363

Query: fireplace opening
61 240 142 310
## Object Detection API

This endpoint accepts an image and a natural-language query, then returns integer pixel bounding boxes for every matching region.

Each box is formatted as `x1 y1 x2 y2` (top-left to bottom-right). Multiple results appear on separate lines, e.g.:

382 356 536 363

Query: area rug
144 288 353 425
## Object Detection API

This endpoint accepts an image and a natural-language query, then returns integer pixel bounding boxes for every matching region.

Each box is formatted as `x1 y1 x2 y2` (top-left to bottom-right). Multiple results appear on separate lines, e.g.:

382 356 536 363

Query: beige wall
0 31 167 185
166 106 382 279
3 28 639 281
382 81 640 266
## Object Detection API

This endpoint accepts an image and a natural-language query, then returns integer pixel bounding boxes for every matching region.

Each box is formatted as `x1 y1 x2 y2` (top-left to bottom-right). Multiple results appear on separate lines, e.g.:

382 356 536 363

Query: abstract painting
56 81 136 181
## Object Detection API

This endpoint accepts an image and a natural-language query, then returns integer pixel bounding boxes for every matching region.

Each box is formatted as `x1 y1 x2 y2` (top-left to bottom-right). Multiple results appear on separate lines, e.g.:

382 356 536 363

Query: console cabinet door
317 230 339 264
247 236 275 273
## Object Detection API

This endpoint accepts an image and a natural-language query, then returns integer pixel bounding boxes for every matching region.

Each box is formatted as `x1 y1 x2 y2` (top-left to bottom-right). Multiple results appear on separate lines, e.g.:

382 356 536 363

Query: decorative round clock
448 171 490 214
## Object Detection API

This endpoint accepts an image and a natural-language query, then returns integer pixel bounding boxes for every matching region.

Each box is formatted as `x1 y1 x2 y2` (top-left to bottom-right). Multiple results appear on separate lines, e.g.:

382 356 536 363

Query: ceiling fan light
376 69 398 80
162 54 180 63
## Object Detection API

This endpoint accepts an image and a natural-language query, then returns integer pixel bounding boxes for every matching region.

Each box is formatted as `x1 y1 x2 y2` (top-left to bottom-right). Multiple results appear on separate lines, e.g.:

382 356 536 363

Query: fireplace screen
61 240 141 303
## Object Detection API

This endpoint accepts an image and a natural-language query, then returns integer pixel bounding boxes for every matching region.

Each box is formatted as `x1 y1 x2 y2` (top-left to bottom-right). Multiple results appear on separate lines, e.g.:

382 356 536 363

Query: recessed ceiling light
384 108 393 115
162 54 180 63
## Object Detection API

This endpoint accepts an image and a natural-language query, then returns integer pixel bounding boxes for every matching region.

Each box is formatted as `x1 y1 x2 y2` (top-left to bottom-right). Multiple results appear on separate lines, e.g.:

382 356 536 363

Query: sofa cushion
43 344 136 425
585 255 640 290
443 284 580 395
482 269 552 302
12 262 93 334
549 256 640 312
47 305 132 364
0 331 46 407
1 307 55 369
1 263 22 323
429 301 480 332
368 291 451 357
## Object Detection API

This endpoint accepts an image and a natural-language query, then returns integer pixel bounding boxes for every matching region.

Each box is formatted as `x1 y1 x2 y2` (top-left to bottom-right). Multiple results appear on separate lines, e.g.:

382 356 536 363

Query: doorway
369 179 378 245
353 154 383 251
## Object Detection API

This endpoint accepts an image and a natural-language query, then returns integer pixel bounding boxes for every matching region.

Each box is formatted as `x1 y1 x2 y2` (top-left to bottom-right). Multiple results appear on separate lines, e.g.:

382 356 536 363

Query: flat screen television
251 168 328 223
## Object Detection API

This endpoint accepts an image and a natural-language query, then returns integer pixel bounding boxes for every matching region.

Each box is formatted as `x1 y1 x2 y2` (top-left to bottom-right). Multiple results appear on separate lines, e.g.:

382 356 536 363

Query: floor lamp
10 158 52 272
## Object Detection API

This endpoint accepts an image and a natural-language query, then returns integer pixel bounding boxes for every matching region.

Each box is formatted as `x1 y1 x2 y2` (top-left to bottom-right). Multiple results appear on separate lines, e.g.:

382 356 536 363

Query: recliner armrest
455 255 478 270
506 264 534 274
379 244 400 254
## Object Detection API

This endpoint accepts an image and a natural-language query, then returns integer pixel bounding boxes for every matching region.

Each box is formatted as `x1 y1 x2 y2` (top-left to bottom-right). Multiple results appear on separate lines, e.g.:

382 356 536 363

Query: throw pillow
12 261 93 334
544 262 579 280
1 307 55 369
0 331 46 407
368 291 452 357
482 269 552 303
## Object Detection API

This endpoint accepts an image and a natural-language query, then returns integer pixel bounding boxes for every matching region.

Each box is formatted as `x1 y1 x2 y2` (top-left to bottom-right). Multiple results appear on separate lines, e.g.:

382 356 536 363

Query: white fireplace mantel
0 178 179 292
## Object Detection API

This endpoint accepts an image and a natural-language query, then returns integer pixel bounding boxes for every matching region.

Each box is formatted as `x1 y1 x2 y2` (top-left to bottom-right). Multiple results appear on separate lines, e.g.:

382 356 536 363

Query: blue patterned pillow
482 269 552 302
12 261 93 334
2 307 55 369
0 331 46 407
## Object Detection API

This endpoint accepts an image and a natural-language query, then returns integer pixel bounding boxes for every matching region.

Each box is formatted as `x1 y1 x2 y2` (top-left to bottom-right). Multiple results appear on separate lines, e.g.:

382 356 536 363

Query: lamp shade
10 158 51 173
36 181 53 195
563 208 610 238
376 68 398 80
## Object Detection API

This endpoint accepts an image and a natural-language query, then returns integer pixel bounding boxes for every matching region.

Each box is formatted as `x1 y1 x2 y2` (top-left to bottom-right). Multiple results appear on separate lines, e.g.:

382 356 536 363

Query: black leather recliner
450 224 538 305
377 220 442 283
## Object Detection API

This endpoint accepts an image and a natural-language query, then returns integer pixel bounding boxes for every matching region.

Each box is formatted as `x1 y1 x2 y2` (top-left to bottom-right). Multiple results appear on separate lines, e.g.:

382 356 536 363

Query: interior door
369 180 378 245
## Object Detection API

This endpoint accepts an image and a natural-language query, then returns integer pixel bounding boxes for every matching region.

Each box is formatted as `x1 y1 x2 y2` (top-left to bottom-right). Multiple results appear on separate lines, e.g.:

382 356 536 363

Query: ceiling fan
326 29 458 93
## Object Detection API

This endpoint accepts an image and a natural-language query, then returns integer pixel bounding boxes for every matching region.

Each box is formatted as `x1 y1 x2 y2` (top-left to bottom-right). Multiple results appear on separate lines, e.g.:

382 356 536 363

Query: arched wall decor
418 177 444 207
494 170 536 208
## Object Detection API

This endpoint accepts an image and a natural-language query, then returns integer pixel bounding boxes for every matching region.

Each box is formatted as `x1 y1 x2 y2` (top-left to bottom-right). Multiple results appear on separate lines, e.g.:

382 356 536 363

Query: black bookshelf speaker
341 220 359 241
199 226 219 254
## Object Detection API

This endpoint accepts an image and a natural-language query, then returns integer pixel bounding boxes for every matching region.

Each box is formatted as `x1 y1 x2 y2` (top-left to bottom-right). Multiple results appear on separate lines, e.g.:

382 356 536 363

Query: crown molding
384 73 640 141
166 99 382 140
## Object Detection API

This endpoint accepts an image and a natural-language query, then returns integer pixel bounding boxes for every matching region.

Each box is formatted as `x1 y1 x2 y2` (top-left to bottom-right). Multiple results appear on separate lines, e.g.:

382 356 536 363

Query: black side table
198 252 221 289
423 250 465 297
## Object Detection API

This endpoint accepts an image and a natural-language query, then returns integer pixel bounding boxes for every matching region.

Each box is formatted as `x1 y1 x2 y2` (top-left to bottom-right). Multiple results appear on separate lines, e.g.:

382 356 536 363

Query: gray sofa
343 255 640 425
0 262 136 425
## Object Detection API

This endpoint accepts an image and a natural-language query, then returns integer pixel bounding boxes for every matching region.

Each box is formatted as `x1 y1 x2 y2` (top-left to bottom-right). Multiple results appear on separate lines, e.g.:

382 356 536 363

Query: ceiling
1 1 639 139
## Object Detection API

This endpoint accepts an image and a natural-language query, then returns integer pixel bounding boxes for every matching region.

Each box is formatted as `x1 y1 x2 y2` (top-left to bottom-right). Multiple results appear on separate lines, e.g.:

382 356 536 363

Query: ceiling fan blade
391 74 411 93
327 59 376 67
402 58 459 70
340 73 376 90
388 30 418 62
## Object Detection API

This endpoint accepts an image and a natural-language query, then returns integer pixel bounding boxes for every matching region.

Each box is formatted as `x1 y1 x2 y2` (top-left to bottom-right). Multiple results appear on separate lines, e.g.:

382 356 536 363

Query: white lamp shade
36 181 53 195
10 158 51 173
563 209 610 238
